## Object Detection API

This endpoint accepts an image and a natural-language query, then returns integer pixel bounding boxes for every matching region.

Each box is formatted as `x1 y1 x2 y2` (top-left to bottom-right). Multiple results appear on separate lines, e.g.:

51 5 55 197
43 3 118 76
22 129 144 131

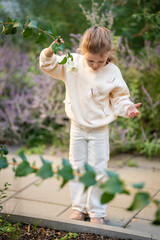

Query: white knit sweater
39 49 134 128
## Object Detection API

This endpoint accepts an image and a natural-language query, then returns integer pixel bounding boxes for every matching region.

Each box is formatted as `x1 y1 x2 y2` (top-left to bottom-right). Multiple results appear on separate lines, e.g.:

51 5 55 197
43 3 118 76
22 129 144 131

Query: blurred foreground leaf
79 163 97 191
22 27 33 38
36 163 53 179
58 158 74 188
15 161 33 177
0 156 8 169
28 20 38 29
127 192 150 210
100 175 123 194
152 207 160 225
132 182 145 189
101 192 115 204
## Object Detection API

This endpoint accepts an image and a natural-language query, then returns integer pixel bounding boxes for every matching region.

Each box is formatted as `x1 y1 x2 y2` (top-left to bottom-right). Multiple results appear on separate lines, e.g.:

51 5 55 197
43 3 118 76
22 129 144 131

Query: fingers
128 110 140 118
127 102 141 118
50 36 64 48
55 36 64 44
134 102 142 108
59 36 64 43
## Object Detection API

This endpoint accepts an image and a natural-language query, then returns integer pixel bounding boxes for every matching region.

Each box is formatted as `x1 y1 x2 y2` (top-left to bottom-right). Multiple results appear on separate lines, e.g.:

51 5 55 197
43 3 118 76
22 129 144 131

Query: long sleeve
39 48 65 81
109 68 134 118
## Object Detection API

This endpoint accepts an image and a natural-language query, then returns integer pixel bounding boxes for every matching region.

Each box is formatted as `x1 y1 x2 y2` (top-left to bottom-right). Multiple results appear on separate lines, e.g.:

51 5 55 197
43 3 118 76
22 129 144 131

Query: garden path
1 148 160 240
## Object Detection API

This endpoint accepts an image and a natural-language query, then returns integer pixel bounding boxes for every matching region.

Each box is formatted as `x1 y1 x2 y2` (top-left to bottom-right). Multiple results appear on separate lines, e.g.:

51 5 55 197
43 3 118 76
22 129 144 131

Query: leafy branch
0 16 72 64
0 144 159 225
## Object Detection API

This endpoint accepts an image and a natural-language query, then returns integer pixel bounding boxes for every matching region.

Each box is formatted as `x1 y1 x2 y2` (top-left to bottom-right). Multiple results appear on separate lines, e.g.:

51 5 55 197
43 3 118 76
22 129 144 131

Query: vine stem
7 161 104 184
7 162 82 177
0 22 55 40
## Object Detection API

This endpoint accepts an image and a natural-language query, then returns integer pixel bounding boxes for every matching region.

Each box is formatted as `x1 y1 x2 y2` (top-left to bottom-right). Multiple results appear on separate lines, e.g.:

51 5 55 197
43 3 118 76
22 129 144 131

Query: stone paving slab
109 154 160 167
116 167 160 190
15 178 72 206
127 218 160 238
2 198 67 219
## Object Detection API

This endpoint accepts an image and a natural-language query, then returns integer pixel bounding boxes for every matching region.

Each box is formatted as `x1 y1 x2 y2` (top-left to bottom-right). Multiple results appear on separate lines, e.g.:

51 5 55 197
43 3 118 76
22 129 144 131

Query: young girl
39 27 141 225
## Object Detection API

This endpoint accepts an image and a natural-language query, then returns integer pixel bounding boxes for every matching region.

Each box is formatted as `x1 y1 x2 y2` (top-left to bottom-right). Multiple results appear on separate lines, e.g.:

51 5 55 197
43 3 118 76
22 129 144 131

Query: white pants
69 121 110 218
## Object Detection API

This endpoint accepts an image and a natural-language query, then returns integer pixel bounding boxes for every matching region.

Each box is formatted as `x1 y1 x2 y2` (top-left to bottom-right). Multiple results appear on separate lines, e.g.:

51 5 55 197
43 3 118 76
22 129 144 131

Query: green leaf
28 20 38 29
0 145 9 155
105 170 119 178
152 206 160 225
46 25 52 35
18 151 27 162
58 158 74 187
132 182 145 189
0 156 8 169
7 16 13 23
52 42 64 54
127 192 150 211
79 171 97 190
101 192 115 204
36 163 53 179
15 161 33 177
52 43 59 54
22 27 33 38
51 25 57 36
40 155 52 165
12 158 17 163
59 57 67 65
60 178 68 188
120 188 130 195
58 42 64 51
46 24 57 36
35 32 47 44
0 5 3 8
3 147 9 155
2 24 17 35
100 176 123 194
153 199 160 206
0 19 3 24
79 163 97 190
84 163 95 172
13 17 23 27
67 52 73 61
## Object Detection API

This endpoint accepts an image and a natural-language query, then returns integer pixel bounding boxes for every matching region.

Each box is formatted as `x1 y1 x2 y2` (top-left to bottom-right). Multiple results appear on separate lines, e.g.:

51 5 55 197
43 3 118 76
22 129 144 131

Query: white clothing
39 50 134 129
39 49 134 218
69 121 109 217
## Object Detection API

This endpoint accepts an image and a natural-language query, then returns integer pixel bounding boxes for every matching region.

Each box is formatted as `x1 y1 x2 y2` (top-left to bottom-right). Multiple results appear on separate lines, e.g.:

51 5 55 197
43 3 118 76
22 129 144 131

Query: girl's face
84 52 109 71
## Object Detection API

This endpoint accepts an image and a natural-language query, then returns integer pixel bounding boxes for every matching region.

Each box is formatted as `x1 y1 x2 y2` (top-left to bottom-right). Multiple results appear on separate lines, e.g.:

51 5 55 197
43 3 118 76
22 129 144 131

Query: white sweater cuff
40 48 55 62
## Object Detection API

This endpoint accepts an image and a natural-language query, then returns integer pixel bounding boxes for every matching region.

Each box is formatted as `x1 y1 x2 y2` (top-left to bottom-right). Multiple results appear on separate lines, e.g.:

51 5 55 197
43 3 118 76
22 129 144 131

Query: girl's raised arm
39 36 65 81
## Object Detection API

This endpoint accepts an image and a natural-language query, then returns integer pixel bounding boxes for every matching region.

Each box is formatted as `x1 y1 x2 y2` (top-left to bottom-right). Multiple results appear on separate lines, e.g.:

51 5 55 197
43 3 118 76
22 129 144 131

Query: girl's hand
45 36 64 57
127 103 142 118
49 36 64 50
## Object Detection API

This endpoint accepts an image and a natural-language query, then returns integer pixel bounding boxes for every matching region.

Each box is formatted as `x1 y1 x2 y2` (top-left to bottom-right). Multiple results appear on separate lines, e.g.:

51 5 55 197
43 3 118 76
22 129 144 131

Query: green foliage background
0 0 160 157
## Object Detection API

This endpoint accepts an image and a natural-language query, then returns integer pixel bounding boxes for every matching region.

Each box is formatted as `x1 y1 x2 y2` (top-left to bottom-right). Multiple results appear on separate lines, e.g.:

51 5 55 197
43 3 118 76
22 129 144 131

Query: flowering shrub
0 43 69 149
109 38 160 157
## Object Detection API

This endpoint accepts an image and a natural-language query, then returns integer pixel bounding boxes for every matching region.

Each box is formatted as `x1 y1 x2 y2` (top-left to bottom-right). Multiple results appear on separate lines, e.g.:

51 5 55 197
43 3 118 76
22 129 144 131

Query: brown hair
78 26 116 64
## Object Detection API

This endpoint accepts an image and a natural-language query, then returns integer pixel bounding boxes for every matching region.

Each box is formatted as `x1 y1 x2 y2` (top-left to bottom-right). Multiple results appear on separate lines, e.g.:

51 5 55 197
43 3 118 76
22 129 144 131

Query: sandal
70 210 88 221
91 217 105 224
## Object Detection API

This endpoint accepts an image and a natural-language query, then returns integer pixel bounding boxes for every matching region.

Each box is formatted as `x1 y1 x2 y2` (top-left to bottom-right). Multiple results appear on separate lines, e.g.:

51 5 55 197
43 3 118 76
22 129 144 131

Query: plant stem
0 22 55 40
